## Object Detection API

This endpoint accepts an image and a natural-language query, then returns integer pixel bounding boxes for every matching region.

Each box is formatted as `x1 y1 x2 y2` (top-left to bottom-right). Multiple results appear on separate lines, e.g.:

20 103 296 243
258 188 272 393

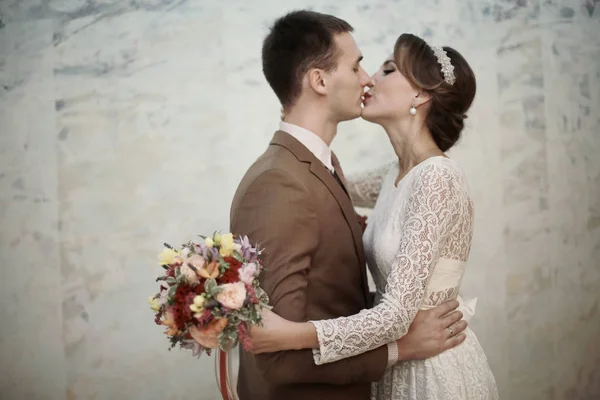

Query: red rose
174 283 198 329
219 256 242 284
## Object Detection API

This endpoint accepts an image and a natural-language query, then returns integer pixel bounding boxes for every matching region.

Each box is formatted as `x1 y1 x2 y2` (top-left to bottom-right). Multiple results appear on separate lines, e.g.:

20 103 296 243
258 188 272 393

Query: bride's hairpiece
430 46 456 86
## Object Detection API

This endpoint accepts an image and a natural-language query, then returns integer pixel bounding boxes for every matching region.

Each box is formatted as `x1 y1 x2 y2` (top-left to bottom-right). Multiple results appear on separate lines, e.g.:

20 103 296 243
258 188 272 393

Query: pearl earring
409 105 417 115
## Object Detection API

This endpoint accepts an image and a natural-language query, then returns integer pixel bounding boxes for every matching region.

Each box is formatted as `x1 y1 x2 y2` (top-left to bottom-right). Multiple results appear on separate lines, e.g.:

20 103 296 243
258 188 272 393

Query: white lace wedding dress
310 156 499 400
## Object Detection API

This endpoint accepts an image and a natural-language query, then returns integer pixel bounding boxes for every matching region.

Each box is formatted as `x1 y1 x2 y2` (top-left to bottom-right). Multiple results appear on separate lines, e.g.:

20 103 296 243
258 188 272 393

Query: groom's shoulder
236 144 310 193
246 142 309 178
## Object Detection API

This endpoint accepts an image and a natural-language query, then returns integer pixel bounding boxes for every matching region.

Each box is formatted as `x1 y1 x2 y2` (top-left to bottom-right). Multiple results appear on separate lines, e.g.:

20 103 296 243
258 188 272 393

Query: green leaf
233 250 243 262
236 314 252 322
218 333 230 351
168 284 178 298
219 260 229 272
204 279 216 293
204 279 223 297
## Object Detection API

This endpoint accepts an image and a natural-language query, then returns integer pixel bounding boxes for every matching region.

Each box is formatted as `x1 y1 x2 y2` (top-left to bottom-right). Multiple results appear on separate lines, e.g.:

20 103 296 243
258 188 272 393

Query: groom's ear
307 68 328 96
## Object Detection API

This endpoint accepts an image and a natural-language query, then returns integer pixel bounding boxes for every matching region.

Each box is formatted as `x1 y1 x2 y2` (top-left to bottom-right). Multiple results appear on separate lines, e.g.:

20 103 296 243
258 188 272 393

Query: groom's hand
396 300 467 361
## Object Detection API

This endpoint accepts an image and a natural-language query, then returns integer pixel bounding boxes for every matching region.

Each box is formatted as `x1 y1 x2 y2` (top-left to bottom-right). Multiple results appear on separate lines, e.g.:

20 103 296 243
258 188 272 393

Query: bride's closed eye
381 59 396 75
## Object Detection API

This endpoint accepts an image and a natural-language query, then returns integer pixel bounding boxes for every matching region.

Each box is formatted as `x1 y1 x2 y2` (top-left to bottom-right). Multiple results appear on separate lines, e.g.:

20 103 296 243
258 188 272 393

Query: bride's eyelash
383 69 395 75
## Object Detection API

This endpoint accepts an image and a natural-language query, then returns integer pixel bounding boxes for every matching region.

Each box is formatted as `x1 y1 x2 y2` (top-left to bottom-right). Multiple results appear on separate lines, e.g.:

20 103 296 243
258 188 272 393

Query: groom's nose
359 68 374 87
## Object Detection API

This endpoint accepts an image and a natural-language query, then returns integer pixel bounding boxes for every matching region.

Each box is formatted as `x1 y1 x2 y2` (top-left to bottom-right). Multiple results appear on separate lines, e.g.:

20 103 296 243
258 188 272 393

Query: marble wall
0 0 598 399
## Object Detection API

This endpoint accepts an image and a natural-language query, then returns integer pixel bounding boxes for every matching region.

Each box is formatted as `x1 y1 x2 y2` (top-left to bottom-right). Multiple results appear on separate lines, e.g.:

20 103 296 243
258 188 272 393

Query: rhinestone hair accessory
430 46 456 85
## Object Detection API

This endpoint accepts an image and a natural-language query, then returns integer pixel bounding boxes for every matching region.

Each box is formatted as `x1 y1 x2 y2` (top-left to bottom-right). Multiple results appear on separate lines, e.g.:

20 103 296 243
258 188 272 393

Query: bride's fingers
452 320 468 336
443 332 467 351
445 320 468 339
440 310 463 327
432 299 460 318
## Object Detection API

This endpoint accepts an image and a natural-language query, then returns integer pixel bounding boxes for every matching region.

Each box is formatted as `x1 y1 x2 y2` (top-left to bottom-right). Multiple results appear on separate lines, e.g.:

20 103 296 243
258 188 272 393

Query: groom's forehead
335 33 362 61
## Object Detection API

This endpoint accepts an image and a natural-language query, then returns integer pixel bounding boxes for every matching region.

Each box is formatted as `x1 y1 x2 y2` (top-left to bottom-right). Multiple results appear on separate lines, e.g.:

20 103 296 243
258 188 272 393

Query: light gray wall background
1 0 599 399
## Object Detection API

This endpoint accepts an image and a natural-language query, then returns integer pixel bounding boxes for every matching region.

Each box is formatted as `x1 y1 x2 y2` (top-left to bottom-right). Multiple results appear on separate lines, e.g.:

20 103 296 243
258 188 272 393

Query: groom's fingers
432 299 460 318
443 333 467 351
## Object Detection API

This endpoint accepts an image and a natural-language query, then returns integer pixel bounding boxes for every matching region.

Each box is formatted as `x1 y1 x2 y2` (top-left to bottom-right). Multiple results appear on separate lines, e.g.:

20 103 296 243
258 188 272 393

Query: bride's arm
308 164 461 364
345 163 394 208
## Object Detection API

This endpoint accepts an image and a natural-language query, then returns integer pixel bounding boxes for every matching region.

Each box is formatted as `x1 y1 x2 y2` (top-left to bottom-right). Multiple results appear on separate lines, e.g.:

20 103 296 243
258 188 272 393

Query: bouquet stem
220 349 229 400
216 348 238 400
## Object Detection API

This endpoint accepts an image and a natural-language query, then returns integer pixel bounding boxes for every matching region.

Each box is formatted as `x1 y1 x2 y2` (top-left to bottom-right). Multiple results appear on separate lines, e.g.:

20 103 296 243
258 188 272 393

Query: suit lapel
331 152 370 303
271 132 370 303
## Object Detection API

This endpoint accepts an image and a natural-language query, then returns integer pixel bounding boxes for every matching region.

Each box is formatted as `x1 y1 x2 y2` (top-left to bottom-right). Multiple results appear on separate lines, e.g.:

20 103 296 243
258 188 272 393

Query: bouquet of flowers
149 232 269 357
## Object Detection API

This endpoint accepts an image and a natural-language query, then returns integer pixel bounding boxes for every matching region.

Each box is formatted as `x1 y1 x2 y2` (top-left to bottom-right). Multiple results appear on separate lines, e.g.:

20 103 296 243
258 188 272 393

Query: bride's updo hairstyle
394 34 476 151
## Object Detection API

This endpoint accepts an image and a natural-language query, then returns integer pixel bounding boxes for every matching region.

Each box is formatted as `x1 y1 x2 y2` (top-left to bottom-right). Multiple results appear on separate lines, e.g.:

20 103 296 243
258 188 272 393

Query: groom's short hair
262 10 353 109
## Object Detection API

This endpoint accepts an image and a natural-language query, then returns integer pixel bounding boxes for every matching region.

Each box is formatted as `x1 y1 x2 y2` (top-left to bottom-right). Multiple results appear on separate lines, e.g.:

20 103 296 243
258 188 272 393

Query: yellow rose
158 248 179 266
214 232 222 246
220 233 234 247
219 233 240 257
205 237 214 248
148 296 161 311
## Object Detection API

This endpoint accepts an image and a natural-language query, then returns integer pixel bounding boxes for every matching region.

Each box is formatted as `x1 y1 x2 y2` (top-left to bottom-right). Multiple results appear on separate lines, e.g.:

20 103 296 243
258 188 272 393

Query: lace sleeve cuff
386 341 399 368
309 320 328 365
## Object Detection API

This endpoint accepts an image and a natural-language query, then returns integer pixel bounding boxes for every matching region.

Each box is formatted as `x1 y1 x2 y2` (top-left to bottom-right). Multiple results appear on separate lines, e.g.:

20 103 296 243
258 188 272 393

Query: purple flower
194 243 209 259
238 235 257 260
181 340 203 358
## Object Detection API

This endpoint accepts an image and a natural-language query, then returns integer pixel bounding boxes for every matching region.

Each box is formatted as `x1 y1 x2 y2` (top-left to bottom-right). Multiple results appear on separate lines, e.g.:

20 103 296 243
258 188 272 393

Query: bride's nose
368 71 382 86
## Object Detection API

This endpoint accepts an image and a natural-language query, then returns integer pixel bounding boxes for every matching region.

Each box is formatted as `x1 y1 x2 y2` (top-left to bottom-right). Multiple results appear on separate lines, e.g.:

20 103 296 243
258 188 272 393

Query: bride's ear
414 91 432 107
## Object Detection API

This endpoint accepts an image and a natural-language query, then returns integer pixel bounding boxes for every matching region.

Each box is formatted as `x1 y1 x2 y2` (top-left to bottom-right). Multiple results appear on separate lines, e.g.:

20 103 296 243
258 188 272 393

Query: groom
230 10 467 400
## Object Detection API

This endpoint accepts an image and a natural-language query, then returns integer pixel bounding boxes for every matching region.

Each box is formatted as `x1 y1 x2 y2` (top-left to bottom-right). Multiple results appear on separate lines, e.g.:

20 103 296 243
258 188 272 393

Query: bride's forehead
382 54 396 65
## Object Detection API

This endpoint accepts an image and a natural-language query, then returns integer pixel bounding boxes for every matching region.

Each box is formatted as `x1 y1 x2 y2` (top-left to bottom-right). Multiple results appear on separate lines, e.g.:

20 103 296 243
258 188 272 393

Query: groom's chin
340 109 362 122
360 109 375 123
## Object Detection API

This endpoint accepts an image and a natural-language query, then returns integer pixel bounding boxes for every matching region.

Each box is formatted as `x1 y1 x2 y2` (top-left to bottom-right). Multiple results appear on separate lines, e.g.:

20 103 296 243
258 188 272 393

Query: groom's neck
283 106 338 146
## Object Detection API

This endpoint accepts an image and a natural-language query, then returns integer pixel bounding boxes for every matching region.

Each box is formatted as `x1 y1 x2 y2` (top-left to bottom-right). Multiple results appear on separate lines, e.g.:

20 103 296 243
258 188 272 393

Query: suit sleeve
230 168 388 385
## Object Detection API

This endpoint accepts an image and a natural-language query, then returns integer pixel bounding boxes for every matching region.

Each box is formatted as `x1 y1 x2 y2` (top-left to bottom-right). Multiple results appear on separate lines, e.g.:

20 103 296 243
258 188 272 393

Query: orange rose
161 309 179 336
198 260 220 279
189 318 228 348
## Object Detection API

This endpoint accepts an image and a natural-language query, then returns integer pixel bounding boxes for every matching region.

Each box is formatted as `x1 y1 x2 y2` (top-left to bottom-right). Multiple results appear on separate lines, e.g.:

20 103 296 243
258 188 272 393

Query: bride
248 33 499 399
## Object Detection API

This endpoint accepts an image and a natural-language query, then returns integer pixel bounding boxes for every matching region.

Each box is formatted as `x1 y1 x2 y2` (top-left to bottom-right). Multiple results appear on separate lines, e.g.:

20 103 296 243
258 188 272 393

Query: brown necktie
332 168 349 196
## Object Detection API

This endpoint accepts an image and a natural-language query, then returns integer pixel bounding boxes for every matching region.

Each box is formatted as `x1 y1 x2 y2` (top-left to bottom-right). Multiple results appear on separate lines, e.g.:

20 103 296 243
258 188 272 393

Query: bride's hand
248 308 297 354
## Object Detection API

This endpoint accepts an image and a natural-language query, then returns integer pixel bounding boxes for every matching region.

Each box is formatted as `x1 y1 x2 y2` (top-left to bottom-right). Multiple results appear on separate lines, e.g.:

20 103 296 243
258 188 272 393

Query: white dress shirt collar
279 121 334 172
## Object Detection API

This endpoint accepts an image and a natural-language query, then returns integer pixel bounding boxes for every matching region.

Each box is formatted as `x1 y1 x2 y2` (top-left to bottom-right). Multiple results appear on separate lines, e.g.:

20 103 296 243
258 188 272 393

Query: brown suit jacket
230 131 387 400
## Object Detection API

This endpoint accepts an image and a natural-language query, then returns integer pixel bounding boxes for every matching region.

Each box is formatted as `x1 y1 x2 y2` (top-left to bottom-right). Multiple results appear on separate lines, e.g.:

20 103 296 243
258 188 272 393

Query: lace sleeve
346 163 395 208
310 164 461 365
